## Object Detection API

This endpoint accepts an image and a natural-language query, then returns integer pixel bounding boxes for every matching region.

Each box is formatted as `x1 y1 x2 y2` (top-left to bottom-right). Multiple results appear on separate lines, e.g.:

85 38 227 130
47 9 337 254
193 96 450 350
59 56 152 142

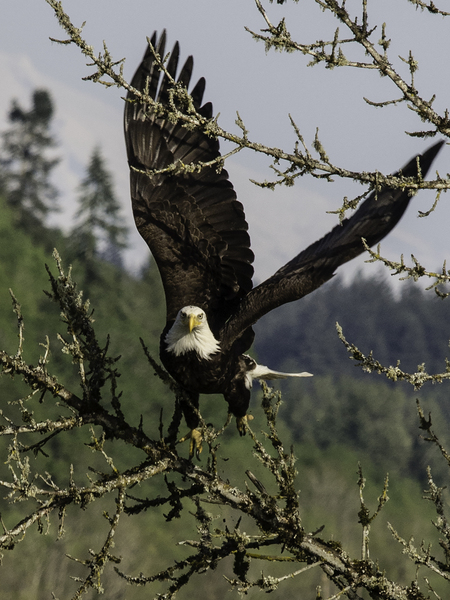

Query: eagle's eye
197 313 204 320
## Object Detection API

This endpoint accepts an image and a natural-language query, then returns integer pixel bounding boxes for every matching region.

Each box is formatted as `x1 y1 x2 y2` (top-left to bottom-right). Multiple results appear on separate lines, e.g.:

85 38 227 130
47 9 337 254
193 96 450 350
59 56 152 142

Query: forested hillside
1 191 449 598
1 87 449 599
255 273 450 380
254 273 450 482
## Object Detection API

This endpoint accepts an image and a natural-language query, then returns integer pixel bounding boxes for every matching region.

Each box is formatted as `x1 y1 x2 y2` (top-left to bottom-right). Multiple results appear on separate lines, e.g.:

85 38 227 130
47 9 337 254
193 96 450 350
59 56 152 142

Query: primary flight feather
124 30 443 453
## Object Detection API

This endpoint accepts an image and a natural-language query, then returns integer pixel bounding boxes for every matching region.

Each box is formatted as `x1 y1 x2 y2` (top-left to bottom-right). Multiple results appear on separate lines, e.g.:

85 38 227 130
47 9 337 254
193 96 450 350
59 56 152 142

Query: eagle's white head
165 305 221 360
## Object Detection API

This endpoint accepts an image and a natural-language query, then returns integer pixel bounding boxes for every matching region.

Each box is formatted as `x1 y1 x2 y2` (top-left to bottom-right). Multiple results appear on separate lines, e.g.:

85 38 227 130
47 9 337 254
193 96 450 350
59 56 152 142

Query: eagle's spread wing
124 31 254 328
221 141 444 348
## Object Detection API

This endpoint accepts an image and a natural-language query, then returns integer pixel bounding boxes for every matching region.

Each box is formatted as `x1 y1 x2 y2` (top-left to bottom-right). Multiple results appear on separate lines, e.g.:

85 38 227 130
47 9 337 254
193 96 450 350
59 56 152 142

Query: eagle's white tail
244 360 312 390
252 364 313 381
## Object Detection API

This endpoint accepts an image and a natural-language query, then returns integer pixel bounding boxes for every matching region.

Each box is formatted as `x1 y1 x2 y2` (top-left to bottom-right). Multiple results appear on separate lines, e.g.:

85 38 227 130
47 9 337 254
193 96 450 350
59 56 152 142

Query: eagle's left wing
221 141 444 349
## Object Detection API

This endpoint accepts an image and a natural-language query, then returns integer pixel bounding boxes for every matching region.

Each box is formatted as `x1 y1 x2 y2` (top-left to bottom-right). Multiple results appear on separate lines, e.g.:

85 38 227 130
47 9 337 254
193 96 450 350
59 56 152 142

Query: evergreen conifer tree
0 89 59 232
72 147 128 268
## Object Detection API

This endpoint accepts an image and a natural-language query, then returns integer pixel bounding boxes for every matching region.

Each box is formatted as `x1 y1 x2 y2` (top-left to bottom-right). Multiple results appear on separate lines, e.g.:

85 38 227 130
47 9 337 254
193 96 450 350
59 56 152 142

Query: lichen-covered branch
406 0 450 17
357 465 389 561
336 321 450 389
388 407 450 586
1 1 448 597
362 239 450 298
44 0 450 215
250 0 450 140
1 252 444 598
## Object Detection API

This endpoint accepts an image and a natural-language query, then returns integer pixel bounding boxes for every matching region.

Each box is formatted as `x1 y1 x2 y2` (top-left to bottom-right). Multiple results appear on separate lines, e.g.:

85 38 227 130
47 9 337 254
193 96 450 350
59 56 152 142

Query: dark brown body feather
124 30 443 431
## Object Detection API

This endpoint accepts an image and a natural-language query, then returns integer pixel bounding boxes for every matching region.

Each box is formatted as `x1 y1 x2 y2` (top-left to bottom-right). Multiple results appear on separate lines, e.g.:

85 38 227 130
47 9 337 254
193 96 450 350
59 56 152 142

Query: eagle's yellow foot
236 414 254 436
179 428 203 459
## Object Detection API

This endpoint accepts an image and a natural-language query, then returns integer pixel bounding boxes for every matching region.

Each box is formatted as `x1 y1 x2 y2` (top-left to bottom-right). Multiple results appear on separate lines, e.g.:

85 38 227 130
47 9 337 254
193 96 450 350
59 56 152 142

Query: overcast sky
1 0 449 287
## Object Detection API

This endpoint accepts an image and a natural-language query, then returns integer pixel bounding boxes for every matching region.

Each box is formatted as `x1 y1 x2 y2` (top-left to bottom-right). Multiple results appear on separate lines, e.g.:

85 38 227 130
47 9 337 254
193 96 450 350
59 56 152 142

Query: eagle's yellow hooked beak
189 314 197 333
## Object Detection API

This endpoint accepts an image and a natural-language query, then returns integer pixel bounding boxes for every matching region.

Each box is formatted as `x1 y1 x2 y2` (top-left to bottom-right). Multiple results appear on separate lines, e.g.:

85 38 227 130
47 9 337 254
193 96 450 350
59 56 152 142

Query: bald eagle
124 31 443 453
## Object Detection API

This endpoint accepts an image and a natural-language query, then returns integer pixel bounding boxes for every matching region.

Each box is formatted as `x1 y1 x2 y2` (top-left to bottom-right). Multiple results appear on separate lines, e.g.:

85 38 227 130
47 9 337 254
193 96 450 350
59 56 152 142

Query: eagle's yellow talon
236 414 254 436
179 428 203 459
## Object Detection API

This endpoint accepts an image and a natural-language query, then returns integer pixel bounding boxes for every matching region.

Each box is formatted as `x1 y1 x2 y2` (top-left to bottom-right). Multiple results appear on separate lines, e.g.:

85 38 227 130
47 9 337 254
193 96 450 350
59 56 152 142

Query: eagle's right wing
124 32 254 328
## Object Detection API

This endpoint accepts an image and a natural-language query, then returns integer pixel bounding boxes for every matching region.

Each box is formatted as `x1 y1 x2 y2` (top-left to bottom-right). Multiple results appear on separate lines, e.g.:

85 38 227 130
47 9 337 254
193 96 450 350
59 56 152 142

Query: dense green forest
1 194 449 598
255 274 450 379
1 89 450 598
254 274 450 482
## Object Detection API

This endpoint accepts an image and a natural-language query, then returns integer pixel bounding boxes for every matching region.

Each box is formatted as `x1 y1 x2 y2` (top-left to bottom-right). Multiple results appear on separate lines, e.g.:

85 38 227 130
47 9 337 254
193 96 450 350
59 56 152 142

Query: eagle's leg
178 391 203 459
224 386 253 436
